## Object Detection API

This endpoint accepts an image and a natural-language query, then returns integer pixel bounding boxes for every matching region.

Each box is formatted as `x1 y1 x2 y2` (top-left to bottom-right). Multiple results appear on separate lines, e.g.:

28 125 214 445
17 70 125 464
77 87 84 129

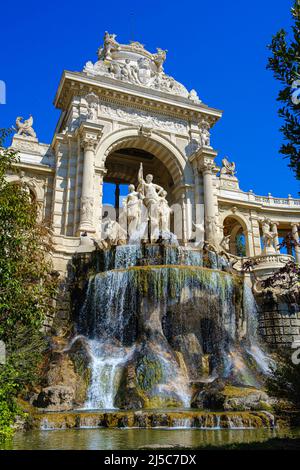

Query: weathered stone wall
257 293 300 347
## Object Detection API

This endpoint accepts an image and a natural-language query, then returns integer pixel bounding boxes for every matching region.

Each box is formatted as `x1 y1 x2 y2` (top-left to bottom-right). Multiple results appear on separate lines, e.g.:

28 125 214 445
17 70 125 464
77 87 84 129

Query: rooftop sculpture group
84 32 201 102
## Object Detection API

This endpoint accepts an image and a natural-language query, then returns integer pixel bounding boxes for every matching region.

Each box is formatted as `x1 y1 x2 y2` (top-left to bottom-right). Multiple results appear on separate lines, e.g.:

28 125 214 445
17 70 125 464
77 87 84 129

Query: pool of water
2 427 300 450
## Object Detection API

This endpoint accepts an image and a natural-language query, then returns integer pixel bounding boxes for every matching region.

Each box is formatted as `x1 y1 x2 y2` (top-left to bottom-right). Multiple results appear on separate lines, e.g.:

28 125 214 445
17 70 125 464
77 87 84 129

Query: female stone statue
123 184 142 239
261 219 277 254
159 190 172 233
137 164 164 242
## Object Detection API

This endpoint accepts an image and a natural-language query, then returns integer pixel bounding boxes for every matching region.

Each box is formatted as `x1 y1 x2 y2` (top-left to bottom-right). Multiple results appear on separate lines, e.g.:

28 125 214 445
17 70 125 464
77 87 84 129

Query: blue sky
0 0 298 198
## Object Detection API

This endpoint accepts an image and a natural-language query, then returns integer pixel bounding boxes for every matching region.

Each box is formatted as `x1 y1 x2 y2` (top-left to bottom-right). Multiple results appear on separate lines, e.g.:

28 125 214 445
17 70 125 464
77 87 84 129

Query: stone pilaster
249 213 261 256
78 123 103 234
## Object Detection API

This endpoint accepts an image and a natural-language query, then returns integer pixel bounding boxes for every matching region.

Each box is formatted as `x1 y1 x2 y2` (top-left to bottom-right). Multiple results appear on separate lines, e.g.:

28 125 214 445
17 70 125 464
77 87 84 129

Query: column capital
189 147 218 173
95 166 107 177
78 122 104 152
271 221 280 227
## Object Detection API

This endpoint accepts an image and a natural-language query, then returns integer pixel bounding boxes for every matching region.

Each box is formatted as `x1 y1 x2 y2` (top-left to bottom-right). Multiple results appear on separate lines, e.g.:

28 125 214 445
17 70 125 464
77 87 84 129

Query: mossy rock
144 395 182 409
136 355 163 391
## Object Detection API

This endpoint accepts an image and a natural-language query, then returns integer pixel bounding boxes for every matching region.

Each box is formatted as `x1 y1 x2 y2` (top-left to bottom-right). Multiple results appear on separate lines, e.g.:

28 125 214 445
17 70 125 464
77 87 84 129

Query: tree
0 129 58 439
267 2 300 179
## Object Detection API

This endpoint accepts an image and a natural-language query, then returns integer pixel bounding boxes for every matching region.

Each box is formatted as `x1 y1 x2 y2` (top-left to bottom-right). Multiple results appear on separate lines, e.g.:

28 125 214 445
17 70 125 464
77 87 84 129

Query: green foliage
266 351 300 408
0 128 58 439
267 2 300 179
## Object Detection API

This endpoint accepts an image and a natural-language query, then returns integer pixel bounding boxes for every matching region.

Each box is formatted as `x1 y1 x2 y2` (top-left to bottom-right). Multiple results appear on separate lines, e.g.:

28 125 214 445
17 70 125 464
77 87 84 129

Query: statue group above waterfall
101 164 173 247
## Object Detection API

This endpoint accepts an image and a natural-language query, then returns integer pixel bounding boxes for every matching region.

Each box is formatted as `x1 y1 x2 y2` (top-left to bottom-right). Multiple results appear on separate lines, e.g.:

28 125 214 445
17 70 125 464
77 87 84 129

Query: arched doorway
97 130 191 242
102 145 176 232
223 216 248 257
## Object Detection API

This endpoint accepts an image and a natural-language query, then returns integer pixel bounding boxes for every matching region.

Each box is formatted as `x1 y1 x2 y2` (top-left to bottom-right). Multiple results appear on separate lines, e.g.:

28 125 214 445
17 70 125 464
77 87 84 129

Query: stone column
94 167 107 239
192 163 202 228
291 223 300 264
181 192 188 245
199 152 218 244
189 147 218 244
78 123 103 234
271 221 280 253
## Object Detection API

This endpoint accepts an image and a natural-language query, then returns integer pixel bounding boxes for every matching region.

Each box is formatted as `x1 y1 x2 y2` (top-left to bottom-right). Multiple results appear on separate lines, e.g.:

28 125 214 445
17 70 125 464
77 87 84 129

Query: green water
2 428 300 450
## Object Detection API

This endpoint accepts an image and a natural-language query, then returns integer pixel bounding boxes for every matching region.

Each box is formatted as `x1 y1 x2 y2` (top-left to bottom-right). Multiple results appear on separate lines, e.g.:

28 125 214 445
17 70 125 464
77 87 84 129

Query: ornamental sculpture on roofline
84 32 201 102
14 115 37 139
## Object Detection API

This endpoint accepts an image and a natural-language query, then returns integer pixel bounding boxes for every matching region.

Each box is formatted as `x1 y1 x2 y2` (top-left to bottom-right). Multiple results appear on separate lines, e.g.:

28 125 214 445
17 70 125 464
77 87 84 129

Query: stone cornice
54 71 223 125
12 161 54 174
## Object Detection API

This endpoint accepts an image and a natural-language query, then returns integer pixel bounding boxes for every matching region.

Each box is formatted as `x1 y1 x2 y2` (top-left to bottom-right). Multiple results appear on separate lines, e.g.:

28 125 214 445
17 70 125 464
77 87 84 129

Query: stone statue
220 157 236 177
199 119 210 147
84 35 190 99
291 224 300 246
15 115 36 138
205 216 217 243
192 221 205 248
261 219 277 254
101 32 119 60
102 218 127 246
153 48 167 73
123 184 142 239
81 197 93 224
158 190 172 233
137 164 165 242
220 234 231 252
188 89 201 103
85 93 99 121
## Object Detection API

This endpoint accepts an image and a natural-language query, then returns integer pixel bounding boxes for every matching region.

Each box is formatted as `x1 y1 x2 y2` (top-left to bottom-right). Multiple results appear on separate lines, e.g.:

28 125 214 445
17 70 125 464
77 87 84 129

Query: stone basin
31 409 276 431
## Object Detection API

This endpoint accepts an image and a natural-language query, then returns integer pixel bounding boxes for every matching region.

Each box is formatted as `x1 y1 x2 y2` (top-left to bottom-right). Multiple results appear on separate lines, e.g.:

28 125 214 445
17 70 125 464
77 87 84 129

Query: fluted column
78 123 103 234
189 147 218 244
192 162 202 227
199 156 217 243
291 223 300 263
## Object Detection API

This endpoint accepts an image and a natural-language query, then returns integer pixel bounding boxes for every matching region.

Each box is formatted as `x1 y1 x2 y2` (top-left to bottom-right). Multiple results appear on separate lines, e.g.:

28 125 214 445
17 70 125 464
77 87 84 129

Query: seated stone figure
102 218 127 247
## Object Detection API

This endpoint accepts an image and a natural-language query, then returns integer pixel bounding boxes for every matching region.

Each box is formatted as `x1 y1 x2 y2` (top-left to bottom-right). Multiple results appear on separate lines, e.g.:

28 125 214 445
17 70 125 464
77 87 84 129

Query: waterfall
84 340 135 409
74 243 272 411
114 245 142 269
243 280 273 374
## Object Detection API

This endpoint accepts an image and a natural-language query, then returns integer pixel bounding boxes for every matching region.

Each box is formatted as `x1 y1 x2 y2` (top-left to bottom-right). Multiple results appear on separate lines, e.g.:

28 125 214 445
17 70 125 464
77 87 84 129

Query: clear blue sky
0 0 298 197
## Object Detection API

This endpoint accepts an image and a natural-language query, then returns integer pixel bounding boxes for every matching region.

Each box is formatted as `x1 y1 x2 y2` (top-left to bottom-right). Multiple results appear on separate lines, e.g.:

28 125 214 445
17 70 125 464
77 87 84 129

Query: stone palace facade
8 32 300 278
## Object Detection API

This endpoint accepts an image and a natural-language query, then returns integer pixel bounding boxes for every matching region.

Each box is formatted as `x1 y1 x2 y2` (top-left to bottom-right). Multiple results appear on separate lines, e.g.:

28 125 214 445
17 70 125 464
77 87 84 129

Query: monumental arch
8 32 300 277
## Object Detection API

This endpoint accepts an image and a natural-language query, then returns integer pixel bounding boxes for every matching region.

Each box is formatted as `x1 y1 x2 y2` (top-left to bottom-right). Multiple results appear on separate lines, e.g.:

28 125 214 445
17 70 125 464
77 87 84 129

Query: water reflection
2 428 300 450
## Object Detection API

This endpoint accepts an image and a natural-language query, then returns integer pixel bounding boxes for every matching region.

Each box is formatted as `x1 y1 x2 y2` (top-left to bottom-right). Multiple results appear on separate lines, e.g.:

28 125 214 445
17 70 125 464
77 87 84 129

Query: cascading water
84 340 135 409
223 279 273 386
73 242 272 411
